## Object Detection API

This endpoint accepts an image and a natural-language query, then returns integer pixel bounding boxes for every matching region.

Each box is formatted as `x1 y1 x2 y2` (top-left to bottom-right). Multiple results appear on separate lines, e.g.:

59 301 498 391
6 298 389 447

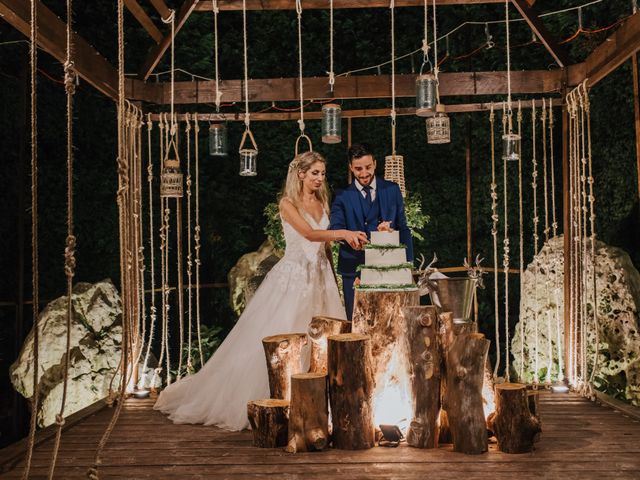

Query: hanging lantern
239 148 258 176
321 103 342 144
415 73 437 116
160 158 184 198
426 104 450 144
502 132 521 162
384 154 406 197
208 123 228 156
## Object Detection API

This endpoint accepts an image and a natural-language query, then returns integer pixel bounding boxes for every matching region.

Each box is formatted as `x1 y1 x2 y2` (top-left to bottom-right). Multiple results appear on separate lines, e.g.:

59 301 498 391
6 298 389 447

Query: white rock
512 235 640 405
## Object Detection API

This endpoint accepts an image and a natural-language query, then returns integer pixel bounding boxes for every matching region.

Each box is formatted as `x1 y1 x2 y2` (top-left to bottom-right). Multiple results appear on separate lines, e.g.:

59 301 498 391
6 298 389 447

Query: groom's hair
348 143 374 164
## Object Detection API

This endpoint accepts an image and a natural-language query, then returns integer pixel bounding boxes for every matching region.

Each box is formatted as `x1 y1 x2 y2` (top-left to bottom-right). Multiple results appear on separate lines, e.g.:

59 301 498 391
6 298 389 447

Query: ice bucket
429 277 477 324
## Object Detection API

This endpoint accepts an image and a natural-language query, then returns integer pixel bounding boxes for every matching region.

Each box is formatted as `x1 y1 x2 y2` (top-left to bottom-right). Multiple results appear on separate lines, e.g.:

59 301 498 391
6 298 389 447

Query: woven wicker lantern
321 103 342 144
208 123 228 156
160 158 184 198
426 104 450 144
415 73 437 116
384 154 406 197
502 132 521 162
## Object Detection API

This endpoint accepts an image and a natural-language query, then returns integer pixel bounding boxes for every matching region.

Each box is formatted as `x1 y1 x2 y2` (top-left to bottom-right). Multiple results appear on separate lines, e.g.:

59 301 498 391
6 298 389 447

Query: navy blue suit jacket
329 177 414 276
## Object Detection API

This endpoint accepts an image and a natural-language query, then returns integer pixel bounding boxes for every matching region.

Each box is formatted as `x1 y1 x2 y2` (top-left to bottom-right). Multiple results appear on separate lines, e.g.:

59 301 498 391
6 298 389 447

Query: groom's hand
377 221 393 232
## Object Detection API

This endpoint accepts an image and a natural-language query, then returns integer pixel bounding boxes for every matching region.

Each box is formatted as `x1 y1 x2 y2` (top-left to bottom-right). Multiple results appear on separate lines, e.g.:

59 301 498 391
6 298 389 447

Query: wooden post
402 306 440 449
308 316 351 374
562 98 571 382
262 333 307 400
445 332 491 454
328 333 375 450
247 399 290 448
285 373 329 453
487 383 541 453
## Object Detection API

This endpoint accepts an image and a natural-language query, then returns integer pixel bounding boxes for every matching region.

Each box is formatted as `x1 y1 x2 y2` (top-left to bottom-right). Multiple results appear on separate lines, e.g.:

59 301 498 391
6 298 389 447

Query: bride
154 151 367 431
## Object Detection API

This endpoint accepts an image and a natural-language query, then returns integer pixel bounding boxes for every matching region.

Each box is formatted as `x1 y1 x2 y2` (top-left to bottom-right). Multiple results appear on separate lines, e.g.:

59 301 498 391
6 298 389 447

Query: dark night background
0 0 638 447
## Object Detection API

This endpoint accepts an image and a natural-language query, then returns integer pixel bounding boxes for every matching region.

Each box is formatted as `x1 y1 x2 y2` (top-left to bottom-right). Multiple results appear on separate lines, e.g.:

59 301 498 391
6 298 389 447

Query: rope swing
294 0 312 155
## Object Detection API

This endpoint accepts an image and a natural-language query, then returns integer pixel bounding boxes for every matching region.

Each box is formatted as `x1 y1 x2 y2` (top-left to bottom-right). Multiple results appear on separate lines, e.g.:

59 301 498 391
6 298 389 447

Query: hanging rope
531 100 540 386
505 0 512 110
420 0 432 73
212 0 222 111
432 0 440 103
502 103 511 382
242 0 250 130
22 1 39 478
517 100 525 382
490 104 501 379
185 114 194 374
141 114 158 387
175 156 185 381
194 115 204 368
578 86 589 392
88 2 131 477
549 100 558 237
390 0 397 156
48 0 77 475
583 81 600 390
328 0 335 91
541 99 553 384
294 0 312 154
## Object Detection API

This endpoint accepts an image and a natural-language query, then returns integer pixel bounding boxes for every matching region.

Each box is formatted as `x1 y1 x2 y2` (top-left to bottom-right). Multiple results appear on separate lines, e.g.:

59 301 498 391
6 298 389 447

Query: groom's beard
355 175 373 186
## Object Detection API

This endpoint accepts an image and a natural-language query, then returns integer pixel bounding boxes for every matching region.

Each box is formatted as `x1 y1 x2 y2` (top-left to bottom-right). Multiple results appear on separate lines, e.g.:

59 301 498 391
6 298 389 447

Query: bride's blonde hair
280 151 330 213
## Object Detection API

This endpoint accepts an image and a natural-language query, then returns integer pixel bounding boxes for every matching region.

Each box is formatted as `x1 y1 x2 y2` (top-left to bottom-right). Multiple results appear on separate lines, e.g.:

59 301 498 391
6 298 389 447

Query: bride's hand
343 230 368 250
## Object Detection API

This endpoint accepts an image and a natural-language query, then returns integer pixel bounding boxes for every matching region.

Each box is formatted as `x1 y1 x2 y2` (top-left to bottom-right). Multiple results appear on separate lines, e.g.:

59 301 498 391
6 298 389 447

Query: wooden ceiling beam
0 0 159 103
510 0 570 68
584 11 640 86
195 0 504 11
149 98 561 122
125 0 163 44
138 0 200 80
159 69 571 105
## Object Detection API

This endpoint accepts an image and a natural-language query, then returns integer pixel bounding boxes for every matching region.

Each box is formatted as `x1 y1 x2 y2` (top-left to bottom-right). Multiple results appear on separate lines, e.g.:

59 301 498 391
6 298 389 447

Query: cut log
401 305 441 449
445 332 490 454
262 333 308 400
308 316 351 374
352 289 419 426
285 373 329 453
487 383 542 453
328 333 375 450
247 399 290 448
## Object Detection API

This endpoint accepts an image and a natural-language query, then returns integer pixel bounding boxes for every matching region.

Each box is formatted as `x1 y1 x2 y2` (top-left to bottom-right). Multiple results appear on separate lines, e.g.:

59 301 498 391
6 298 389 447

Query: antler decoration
464 254 486 289
416 252 439 297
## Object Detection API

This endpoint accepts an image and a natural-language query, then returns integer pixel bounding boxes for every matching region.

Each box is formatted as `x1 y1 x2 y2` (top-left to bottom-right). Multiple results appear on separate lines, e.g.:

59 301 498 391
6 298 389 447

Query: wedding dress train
154 212 345 430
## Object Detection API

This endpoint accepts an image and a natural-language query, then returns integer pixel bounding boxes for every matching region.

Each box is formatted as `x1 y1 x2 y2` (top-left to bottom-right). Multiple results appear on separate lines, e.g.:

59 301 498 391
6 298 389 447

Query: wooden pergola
2 0 640 477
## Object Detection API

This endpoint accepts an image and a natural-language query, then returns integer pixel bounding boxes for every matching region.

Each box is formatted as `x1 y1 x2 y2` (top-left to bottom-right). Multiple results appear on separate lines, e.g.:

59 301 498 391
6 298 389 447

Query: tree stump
308 316 351 374
352 289 418 426
262 333 307 400
401 306 441 449
285 373 329 453
247 399 290 448
487 383 542 453
328 333 375 450
445 332 490 454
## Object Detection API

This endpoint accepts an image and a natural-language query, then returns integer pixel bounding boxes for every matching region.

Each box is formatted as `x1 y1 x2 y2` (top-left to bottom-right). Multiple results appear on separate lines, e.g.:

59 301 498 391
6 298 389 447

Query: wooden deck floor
1 392 640 479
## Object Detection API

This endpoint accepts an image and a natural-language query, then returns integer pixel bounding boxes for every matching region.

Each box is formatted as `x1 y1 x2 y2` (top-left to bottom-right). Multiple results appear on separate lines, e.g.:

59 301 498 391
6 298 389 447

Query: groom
330 143 414 320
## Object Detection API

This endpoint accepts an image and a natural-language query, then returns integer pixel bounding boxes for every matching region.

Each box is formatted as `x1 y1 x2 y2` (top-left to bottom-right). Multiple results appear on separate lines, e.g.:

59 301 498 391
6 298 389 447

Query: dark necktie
363 185 373 205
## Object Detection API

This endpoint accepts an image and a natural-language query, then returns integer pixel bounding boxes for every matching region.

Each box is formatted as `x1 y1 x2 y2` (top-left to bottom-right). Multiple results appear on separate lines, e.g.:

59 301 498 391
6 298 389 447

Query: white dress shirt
355 177 377 202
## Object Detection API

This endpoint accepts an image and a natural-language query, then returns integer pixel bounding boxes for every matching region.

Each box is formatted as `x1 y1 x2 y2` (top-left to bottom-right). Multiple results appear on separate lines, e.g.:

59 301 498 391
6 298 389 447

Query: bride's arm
279 199 366 249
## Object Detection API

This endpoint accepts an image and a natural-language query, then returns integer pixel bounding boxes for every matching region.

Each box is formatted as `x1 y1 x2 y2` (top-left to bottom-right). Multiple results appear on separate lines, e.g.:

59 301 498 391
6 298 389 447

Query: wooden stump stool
487 383 542 453
247 399 290 448
445 332 490 455
308 316 351 374
262 333 307 400
402 306 441 449
285 373 329 453
328 333 375 450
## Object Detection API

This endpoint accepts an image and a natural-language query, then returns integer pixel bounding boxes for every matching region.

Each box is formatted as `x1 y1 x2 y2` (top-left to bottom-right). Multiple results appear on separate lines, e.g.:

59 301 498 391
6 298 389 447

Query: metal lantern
160 158 184 198
239 148 258 176
415 73 437 116
208 123 228 156
426 104 451 144
321 103 342 144
502 132 521 162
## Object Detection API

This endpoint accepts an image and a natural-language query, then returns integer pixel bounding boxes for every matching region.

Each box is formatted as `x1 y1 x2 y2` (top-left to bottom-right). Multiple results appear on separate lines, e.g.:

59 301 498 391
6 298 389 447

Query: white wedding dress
154 211 346 431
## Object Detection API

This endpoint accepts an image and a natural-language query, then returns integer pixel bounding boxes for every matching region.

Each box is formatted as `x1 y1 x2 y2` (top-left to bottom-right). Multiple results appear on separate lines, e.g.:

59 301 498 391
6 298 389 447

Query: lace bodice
281 211 330 263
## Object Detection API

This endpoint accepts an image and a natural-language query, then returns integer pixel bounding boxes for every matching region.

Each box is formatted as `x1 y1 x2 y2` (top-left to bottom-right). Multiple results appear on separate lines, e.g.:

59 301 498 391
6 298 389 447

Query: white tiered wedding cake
358 231 415 289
